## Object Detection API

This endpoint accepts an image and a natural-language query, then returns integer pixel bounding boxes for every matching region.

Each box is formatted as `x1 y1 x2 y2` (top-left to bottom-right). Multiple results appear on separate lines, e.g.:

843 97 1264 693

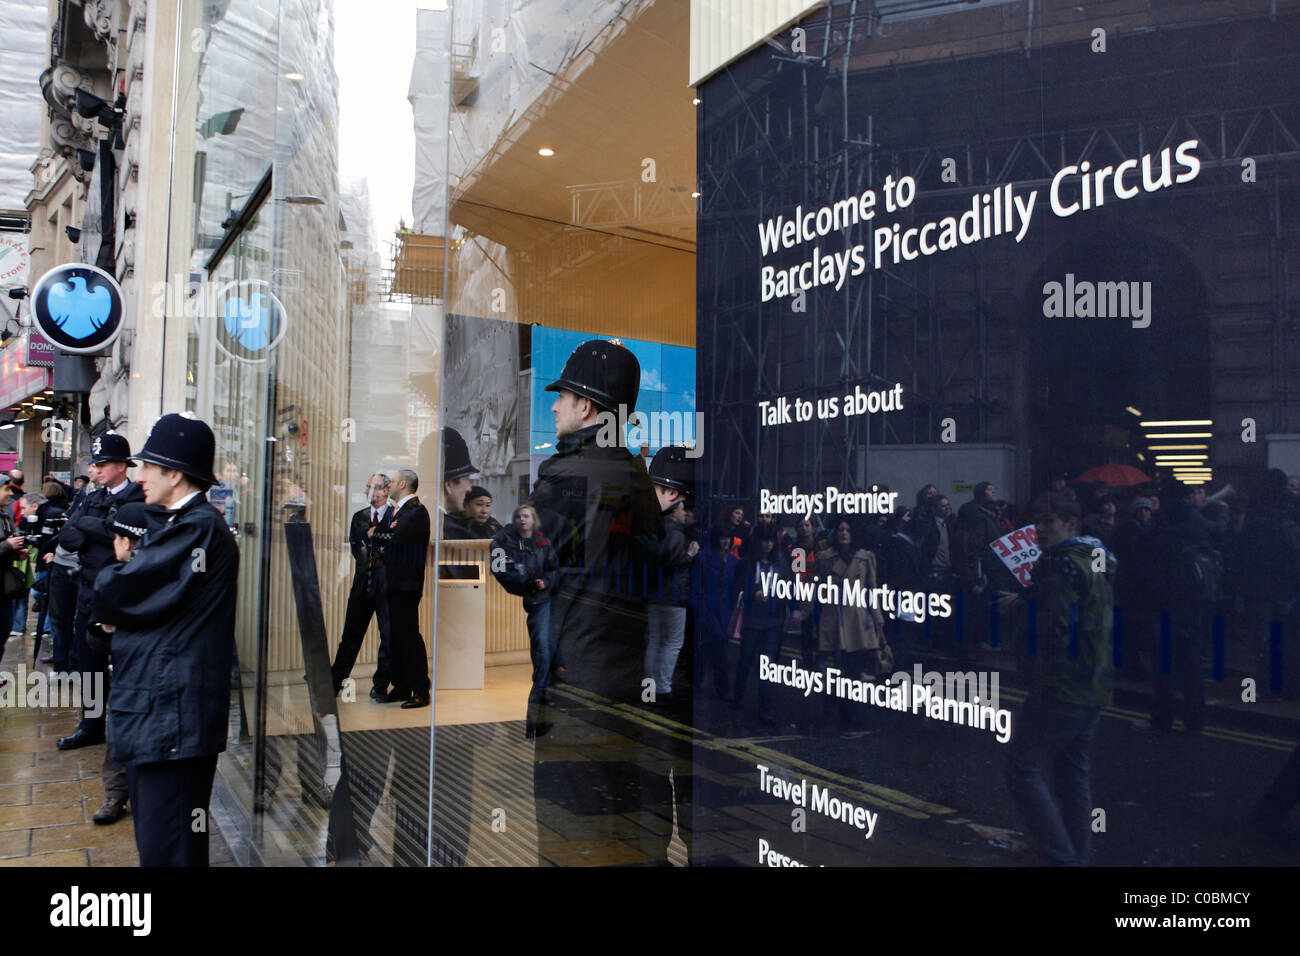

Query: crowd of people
0 418 239 868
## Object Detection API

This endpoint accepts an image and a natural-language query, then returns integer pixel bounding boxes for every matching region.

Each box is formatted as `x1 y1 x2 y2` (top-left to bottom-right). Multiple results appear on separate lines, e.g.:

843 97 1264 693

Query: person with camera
0 482 29 684
29 481 69 660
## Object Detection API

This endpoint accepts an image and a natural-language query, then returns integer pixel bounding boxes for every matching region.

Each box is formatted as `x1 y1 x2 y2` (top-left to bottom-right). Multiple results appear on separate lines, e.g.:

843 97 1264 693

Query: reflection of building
440 0 697 510
698 1 1300 504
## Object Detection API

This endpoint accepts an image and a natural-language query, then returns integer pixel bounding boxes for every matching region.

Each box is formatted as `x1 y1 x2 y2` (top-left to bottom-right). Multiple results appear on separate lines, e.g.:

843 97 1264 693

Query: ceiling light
537 147 554 157
691 191 700 198
1125 406 1142 416
1145 433 1212 439
31 403 52 411
283 72 304 81
1148 445 1208 451
1141 420 1213 427
692 97 701 105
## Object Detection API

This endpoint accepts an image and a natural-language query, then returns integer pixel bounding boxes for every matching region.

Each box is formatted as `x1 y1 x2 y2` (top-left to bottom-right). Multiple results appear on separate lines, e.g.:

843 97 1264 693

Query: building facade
7 0 1299 867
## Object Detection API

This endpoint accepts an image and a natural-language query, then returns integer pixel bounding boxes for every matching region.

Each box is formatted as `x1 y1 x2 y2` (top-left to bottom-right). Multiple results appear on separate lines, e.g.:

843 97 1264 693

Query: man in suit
373 468 431 708
330 473 395 700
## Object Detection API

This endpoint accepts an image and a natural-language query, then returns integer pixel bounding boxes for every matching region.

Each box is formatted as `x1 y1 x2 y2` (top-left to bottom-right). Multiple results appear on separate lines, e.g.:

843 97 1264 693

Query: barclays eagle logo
222 293 276 351
47 275 112 340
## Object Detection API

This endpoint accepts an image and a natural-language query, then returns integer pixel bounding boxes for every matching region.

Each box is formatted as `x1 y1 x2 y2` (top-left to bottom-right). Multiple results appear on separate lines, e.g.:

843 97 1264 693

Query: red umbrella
1075 464 1152 487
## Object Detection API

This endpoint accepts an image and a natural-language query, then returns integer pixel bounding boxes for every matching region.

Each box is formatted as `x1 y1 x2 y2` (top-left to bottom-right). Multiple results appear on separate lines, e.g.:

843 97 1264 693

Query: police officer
529 339 666 863
55 432 146 826
440 427 477 541
437 427 480 581
92 413 238 866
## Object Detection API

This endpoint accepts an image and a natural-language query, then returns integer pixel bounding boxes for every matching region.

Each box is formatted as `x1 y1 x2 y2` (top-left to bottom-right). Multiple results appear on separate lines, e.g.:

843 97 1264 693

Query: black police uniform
530 340 670 864
56 435 145 742
330 502 394 696
92 414 238 866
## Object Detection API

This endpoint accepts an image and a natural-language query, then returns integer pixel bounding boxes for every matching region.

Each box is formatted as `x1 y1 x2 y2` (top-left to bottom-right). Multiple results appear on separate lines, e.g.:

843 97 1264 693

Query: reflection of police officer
440 427 477 539
92 414 239 866
530 339 667 863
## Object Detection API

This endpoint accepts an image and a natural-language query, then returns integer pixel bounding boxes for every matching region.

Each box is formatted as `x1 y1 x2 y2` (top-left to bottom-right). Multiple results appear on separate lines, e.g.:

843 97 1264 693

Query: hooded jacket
92 493 239 765
490 523 559 610
1022 535 1116 707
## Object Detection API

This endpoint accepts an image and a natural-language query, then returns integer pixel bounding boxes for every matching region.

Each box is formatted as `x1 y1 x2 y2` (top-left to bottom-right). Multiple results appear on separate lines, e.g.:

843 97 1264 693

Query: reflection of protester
1006 492 1115 866
953 481 1015 649
329 474 394 700
1141 482 1227 734
1250 740 1300 841
818 520 886 674
645 447 697 705
692 525 737 699
731 524 793 725
490 504 558 737
92 414 238 865
1080 499 1118 551
1112 497 1161 677
790 518 826 665
463 486 503 538
719 504 750 560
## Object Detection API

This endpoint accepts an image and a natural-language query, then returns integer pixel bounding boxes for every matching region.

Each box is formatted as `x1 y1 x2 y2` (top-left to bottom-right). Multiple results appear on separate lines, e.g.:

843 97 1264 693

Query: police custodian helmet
136 413 219 486
546 339 640 412
648 445 695 498
442 426 478 481
88 433 138 466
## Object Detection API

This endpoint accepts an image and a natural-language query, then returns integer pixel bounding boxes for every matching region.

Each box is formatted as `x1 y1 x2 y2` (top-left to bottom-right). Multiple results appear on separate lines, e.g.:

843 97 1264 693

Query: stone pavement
0 627 234 867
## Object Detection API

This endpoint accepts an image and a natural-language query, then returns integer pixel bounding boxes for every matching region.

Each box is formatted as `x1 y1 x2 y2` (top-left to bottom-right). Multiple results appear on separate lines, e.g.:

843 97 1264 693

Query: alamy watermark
0 667 102 717
593 404 703 457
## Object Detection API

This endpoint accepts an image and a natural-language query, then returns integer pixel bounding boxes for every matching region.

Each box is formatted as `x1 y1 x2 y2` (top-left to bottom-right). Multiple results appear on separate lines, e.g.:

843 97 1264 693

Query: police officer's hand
42 552 53 564
113 536 134 563
4 536 22 550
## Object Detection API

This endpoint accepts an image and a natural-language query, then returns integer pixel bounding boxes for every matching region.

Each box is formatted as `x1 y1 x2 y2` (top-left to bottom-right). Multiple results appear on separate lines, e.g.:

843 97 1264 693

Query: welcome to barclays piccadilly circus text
757 139 1202 302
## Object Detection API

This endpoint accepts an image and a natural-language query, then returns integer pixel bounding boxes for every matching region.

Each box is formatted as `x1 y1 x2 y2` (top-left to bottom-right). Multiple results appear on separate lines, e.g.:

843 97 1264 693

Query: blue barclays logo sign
213 279 288 362
30 264 125 353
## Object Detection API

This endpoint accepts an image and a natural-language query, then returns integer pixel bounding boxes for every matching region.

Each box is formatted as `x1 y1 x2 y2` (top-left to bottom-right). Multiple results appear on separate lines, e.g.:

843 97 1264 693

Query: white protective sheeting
689 0 818 87
0 0 48 209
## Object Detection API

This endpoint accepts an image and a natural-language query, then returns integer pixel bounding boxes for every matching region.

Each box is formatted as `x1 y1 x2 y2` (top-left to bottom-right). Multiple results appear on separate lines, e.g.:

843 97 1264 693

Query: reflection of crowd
681 467 1300 861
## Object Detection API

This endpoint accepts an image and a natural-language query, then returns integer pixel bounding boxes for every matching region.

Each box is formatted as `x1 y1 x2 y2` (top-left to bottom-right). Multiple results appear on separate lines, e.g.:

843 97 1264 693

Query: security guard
54 433 145 753
92 413 238 866
529 339 666 863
